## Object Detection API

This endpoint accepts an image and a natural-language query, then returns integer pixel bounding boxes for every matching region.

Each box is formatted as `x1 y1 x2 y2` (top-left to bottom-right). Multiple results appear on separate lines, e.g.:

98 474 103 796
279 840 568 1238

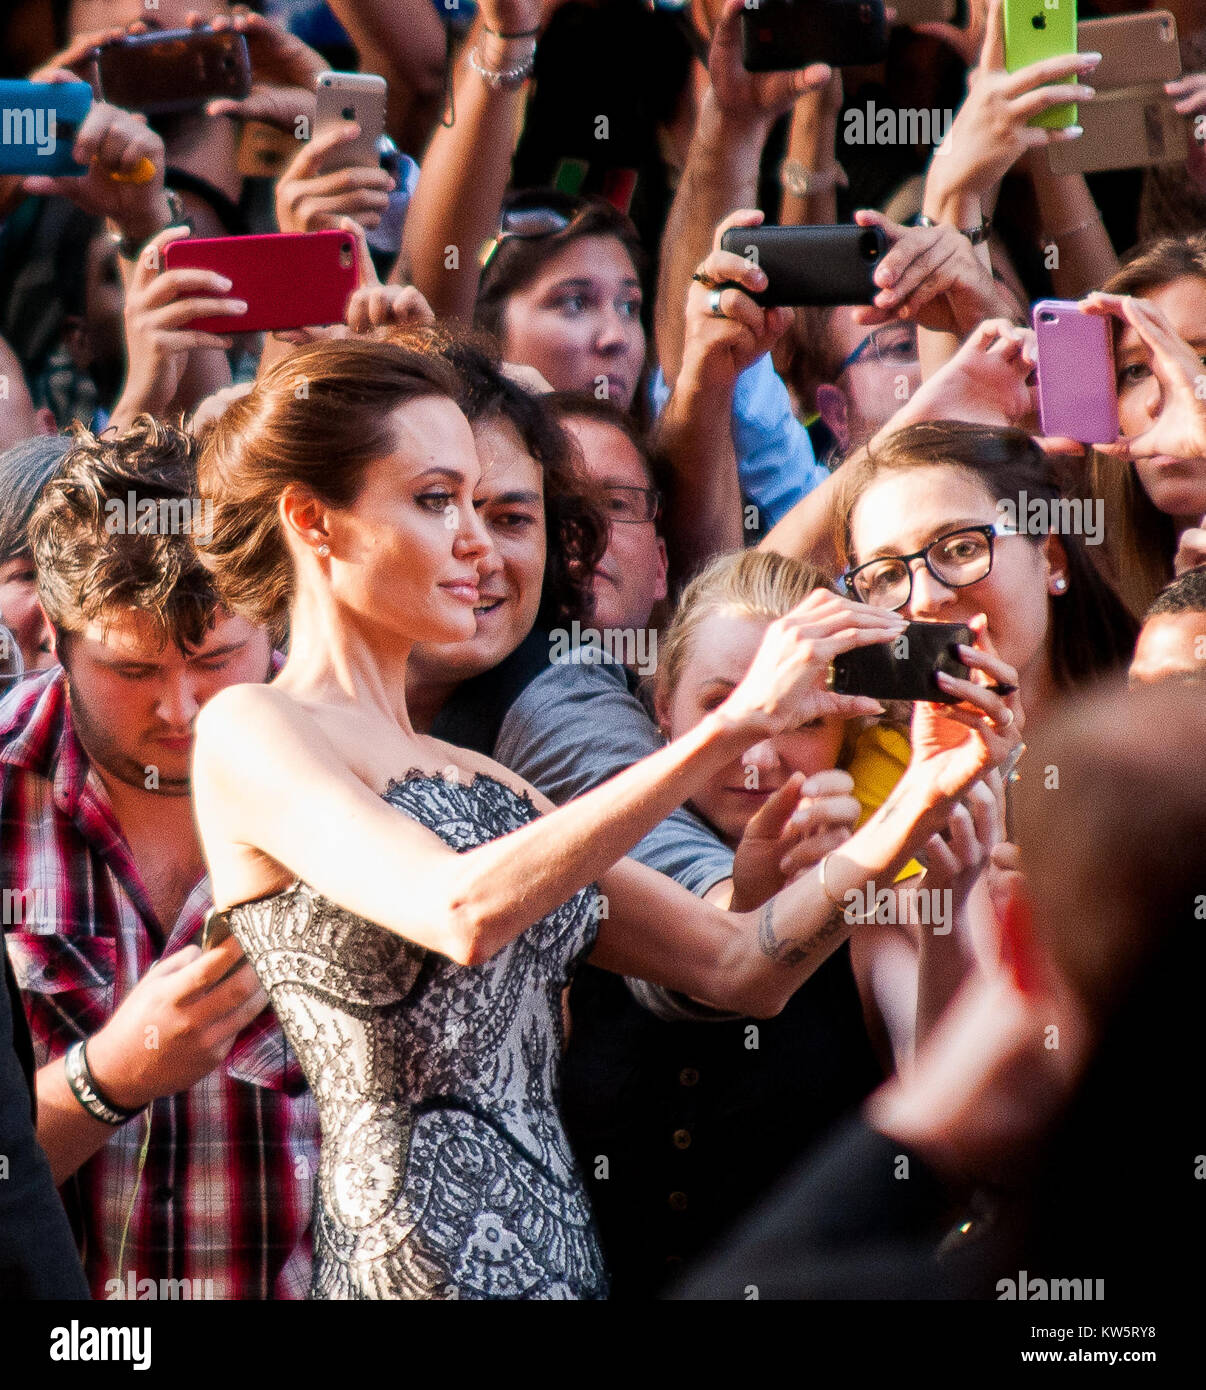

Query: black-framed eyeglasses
479 191 589 270
842 523 1020 610
600 485 661 525
836 321 920 376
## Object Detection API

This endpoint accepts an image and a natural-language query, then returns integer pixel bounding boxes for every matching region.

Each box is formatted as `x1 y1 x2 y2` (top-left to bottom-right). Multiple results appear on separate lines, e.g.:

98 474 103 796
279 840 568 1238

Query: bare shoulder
194 680 342 789
418 735 556 816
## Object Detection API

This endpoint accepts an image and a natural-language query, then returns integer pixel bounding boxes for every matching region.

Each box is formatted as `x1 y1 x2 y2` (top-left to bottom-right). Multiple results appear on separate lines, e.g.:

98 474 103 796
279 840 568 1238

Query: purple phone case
1032 300 1120 444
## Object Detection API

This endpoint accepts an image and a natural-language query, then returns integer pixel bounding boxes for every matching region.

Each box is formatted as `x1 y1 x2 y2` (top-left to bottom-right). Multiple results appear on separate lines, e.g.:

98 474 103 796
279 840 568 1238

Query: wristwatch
780 159 849 197
916 212 992 247
109 188 190 261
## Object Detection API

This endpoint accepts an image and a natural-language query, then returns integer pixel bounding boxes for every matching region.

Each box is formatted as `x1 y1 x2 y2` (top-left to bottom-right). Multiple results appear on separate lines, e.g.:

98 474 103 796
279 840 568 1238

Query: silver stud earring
1052 575 1067 593
317 544 330 558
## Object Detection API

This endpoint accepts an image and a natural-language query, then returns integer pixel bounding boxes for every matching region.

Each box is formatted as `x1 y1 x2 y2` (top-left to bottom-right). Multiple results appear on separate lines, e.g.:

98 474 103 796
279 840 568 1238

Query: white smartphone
314 71 387 173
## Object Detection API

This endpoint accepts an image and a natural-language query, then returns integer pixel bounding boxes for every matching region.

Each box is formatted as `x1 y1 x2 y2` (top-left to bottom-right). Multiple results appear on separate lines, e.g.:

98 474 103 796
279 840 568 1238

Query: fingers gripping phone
827 621 975 703
0 80 92 176
162 230 358 334
1003 0 1080 130
314 71 388 173
719 224 888 307
95 27 252 116
1032 299 1119 444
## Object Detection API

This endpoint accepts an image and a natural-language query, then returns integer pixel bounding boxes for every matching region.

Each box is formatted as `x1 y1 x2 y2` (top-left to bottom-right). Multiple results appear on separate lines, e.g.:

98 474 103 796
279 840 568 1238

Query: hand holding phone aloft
926 0 1098 211
1081 292 1206 463
162 229 357 335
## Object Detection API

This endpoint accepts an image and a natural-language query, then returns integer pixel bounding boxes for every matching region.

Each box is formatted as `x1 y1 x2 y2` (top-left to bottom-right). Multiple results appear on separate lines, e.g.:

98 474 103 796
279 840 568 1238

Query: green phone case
1003 0 1079 130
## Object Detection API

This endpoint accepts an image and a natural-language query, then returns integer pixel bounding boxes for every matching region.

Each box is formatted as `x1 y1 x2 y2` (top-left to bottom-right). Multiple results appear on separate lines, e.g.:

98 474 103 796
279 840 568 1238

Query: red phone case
162 231 357 334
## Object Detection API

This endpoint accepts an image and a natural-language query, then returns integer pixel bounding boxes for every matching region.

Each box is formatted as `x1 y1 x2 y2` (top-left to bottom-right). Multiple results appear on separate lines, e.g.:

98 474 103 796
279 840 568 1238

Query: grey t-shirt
494 649 738 1023
494 650 735 900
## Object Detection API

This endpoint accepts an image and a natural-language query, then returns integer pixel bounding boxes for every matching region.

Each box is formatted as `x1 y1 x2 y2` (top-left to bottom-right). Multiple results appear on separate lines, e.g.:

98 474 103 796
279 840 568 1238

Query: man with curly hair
0 417 318 1300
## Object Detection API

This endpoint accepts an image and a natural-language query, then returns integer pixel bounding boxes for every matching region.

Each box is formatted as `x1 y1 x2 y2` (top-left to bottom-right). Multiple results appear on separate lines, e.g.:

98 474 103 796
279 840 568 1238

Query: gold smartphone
1047 12 1187 175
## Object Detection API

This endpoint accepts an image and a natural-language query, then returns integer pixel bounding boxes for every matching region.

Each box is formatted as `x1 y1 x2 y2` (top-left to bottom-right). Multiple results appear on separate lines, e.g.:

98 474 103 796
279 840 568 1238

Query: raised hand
926 0 1099 212
730 769 861 910
342 218 435 334
1164 73 1206 195
21 75 169 247
111 225 245 428
206 7 327 131
905 618 1022 804
275 120 396 233
876 317 1038 437
718 589 906 739
709 0 833 132
851 209 1018 337
684 209 794 390
1082 291 1206 462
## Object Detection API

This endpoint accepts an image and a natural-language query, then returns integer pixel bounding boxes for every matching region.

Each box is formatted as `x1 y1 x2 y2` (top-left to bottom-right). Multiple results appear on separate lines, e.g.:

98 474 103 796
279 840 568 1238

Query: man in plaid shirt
0 421 318 1299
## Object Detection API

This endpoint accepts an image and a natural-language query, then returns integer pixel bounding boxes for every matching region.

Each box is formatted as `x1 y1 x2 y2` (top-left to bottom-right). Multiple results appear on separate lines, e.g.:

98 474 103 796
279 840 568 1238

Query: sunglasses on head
479 192 592 270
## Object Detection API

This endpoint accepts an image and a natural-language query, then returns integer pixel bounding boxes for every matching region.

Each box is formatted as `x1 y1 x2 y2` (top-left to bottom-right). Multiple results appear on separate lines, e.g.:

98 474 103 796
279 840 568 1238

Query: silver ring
708 288 726 319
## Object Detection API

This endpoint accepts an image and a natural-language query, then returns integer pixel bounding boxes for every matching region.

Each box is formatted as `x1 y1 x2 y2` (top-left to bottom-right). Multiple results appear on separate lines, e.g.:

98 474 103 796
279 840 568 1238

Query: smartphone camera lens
859 230 880 260
1038 310 1057 324
342 106 355 121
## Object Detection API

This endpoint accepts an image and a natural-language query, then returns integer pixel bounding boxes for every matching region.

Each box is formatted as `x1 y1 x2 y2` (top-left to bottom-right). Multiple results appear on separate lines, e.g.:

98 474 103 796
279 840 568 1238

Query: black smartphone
828 621 974 703
95 28 251 116
719 224 888 306
740 0 890 71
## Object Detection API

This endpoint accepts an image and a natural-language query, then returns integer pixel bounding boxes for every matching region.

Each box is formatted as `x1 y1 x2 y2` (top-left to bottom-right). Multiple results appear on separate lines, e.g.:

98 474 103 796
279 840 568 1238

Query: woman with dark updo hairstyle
189 338 1011 1299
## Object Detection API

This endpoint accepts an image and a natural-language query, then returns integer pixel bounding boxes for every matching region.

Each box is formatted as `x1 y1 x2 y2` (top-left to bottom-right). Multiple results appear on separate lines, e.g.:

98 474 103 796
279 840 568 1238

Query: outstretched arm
195 594 897 968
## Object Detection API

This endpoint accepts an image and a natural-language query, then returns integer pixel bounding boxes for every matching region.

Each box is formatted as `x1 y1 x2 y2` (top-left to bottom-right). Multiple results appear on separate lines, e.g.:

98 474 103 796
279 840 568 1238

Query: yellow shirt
846 723 923 882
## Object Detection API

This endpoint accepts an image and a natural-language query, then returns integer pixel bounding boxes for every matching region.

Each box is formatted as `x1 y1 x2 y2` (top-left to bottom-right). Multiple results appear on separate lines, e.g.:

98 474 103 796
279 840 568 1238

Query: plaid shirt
0 667 319 1300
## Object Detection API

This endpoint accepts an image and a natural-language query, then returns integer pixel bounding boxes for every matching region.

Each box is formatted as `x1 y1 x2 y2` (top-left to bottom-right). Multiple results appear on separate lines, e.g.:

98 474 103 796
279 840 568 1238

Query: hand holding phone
95 27 252 115
162 230 358 334
828 621 975 704
741 0 889 72
1002 0 1081 129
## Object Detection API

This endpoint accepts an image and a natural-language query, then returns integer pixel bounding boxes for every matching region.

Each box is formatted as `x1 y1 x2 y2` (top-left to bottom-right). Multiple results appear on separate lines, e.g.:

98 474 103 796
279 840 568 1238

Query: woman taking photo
191 338 1015 1301
836 421 1138 729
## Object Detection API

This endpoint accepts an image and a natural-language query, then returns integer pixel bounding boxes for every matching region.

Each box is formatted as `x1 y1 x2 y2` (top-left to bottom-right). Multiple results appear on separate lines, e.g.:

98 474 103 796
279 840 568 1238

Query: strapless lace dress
211 769 608 1300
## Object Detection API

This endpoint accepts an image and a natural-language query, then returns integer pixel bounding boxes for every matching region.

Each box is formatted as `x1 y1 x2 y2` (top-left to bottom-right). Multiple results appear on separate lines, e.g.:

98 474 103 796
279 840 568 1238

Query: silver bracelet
64 1039 144 1127
468 45 535 92
1042 215 1103 243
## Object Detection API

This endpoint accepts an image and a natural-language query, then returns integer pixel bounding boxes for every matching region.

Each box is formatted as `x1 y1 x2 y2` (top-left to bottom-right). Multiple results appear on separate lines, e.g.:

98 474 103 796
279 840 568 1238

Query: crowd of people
0 0 1202 1307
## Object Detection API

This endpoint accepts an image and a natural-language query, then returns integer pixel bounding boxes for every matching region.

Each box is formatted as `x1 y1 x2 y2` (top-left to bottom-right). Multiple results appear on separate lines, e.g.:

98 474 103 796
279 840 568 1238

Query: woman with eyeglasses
837 422 1138 725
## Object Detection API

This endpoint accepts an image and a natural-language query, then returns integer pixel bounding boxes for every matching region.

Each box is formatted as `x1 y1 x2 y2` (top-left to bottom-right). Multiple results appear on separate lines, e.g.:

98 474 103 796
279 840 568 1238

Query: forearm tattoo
757 893 848 969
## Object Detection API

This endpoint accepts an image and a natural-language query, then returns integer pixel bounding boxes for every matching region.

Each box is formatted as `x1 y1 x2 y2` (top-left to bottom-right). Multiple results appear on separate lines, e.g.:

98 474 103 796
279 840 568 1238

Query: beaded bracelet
468 46 535 91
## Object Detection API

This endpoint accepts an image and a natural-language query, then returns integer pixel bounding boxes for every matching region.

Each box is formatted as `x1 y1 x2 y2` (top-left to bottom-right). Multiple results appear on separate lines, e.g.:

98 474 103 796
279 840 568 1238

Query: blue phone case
0 81 92 176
